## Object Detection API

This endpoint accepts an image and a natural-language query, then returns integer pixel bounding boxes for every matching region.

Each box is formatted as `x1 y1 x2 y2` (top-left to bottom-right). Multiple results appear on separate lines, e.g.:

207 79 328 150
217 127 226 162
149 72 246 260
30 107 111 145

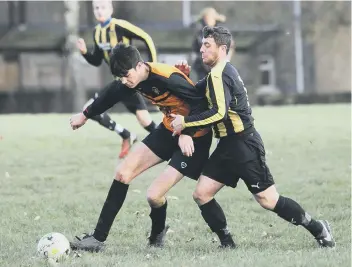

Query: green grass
0 104 350 267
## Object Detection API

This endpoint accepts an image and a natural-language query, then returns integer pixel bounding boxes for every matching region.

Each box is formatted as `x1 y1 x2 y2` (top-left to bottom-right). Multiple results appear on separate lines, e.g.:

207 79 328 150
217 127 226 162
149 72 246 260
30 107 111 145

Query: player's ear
221 44 227 53
136 61 143 69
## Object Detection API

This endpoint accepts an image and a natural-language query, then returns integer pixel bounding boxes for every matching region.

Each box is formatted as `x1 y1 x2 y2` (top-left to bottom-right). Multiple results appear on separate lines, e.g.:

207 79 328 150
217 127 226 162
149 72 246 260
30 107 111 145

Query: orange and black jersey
82 18 157 66
183 61 254 138
83 62 209 137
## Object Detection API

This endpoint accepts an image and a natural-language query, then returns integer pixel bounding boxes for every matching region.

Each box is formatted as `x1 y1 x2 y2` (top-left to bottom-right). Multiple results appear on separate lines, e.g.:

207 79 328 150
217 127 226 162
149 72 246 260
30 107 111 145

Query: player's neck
100 17 112 27
210 56 228 69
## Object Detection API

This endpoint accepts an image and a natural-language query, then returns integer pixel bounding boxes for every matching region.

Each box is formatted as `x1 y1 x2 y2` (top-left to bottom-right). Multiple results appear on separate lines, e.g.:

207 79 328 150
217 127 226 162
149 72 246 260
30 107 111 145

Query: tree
63 0 85 112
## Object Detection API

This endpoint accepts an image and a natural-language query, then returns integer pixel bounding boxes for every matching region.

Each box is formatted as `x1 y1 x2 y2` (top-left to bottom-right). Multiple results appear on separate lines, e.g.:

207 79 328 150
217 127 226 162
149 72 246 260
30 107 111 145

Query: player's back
93 18 156 64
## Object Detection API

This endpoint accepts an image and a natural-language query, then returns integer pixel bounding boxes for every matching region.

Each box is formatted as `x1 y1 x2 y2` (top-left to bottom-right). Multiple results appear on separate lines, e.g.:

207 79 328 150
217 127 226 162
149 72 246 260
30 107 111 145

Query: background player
77 0 158 158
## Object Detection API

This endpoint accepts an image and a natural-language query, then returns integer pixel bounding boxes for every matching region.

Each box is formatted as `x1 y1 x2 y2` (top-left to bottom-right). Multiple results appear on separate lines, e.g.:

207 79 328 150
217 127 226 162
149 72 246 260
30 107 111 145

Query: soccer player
69 43 212 252
78 0 158 158
171 26 335 248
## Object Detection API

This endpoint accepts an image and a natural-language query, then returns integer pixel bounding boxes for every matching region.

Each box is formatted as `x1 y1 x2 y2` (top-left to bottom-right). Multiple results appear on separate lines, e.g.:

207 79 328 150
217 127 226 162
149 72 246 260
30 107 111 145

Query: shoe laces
75 232 94 241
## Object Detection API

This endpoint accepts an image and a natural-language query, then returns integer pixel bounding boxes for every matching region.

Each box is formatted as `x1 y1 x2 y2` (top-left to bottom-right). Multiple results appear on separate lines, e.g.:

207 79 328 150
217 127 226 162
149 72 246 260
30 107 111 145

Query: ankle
93 230 107 242
215 227 235 245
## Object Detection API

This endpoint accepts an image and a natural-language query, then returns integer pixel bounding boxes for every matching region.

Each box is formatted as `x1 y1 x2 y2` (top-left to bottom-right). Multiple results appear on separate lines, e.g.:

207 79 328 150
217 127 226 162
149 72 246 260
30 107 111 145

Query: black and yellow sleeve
116 19 157 62
183 65 232 128
82 27 104 67
83 80 135 118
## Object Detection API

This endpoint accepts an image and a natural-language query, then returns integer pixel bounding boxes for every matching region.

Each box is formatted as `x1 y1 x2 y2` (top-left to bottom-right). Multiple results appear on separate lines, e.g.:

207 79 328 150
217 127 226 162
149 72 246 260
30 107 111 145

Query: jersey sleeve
117 20 157 62
81 28 104 67
183 72 232 128
83 80 135 118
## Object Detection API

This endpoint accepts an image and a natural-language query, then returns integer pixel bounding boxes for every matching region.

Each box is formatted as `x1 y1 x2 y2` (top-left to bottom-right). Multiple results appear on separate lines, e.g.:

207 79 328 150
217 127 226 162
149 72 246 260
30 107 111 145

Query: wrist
182 116 186 128
82 110 90 119
81 49 87 55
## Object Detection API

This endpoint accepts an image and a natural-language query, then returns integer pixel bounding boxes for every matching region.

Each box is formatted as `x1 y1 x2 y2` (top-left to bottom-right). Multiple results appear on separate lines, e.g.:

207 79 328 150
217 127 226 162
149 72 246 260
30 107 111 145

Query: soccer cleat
216 228 236 249
119 133 138 159
218 234 236 249
70 233 105 252
148 225 170 247
315 220 335 248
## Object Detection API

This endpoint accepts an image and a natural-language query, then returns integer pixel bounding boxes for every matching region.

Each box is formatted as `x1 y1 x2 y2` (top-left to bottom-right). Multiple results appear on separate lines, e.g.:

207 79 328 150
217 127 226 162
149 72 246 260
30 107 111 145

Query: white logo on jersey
152 87 160 95
98 43 111 51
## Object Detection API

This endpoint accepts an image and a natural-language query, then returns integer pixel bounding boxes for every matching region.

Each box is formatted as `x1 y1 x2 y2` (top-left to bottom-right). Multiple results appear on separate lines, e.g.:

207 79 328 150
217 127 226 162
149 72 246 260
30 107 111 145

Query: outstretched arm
78 29 104 67
70 81 134 130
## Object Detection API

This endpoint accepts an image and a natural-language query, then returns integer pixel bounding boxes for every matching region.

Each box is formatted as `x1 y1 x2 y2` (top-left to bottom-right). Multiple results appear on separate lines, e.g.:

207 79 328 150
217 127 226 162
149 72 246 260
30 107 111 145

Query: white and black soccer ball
37 233 71 262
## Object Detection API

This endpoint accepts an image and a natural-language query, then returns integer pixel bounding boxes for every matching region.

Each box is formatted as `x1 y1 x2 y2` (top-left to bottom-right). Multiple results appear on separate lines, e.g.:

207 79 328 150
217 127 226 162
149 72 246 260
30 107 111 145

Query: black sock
119 129 131 140
199 199 235 247
273 196 323 237
93 180 129 242
199 199 227 233
91 113 130 139
304 218 324 237
144 121 157 133
150 201 167 234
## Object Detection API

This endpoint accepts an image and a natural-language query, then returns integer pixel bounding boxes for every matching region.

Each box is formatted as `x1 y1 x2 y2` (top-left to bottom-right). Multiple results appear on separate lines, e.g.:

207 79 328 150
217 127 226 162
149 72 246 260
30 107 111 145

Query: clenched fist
76 38 87 54
175 60 191 77
70 113 88 130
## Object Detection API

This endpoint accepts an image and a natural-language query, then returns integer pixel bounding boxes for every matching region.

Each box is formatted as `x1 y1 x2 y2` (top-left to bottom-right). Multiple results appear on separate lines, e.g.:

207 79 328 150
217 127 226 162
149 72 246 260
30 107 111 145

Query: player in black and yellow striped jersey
171 26 335 249
77 0 157 159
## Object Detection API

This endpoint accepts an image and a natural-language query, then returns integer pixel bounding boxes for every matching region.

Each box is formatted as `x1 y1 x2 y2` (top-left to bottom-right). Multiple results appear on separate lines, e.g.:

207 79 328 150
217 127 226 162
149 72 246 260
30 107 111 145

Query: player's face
120 63 144 88
203 14 217 27
92 0 113 22
200 37 227 66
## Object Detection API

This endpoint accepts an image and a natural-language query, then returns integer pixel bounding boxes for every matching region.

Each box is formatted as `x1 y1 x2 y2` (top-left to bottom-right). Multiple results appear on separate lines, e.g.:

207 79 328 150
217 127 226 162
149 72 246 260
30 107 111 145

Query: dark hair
109 43 143 77
202 26 232 53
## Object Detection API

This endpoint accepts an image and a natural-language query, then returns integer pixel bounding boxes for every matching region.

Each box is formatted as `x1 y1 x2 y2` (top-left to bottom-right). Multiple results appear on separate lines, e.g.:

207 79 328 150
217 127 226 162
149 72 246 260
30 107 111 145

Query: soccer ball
37 233 71 262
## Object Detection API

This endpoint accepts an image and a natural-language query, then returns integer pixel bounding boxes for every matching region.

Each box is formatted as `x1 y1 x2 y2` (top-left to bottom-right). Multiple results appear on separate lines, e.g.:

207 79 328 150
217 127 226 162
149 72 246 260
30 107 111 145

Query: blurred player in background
77 0 158 158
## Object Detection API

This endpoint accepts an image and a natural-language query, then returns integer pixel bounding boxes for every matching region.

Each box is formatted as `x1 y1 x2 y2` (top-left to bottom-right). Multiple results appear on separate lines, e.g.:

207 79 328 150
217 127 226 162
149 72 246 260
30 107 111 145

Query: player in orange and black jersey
77 0 158 158
68 43 212 251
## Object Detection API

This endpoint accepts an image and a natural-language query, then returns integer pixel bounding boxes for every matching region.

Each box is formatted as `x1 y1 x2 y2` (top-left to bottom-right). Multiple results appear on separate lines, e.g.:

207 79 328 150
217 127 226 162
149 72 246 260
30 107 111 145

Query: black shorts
93 81 148 114
142 124 212 180
202 128 275 194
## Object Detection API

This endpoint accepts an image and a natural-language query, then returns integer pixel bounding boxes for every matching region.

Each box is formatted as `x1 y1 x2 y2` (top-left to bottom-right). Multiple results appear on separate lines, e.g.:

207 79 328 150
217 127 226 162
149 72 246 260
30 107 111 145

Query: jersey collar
100 17 112 27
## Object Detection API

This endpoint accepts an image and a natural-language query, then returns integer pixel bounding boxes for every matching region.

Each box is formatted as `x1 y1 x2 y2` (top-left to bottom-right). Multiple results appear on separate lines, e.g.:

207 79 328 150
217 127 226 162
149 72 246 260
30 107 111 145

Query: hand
170 114 185 136
70 113 88 130
175 60 191 76
178 134 194 157
76 38 87 54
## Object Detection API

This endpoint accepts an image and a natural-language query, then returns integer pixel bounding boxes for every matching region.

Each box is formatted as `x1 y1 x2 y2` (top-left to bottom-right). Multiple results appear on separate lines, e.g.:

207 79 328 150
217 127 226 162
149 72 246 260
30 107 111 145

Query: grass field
0 104 350 267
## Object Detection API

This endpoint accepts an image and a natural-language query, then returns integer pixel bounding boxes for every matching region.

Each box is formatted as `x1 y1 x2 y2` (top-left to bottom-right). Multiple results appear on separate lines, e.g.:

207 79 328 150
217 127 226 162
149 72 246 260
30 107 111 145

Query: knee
114 169 132 184
136 110 151 126
192 190 212 206
255 192 279 210
146 189 164 207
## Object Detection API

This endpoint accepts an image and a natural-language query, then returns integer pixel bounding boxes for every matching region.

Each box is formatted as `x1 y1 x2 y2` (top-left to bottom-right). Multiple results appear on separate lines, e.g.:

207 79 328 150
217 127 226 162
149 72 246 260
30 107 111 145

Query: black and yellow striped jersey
82 18 157 66
183 61 254 138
